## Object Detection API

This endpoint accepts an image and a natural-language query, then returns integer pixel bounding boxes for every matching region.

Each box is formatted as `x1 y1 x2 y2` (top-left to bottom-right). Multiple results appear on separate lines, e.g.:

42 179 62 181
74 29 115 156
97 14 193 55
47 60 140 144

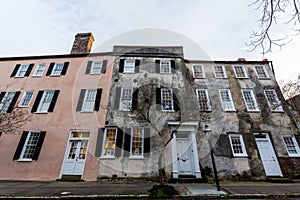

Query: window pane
17 65 29 77
19 91 34 107
131 127 143 156
160 60 171 73
22 132 40 159
219 90 234 111
33 63 46 76
255 66 268 78
242 90 258 111
196 89 210 111
124 60 135 73
120 88 132 111
103 128 117 156
193 65 204 78
234 66 247 78
38 91 54 112
283 136 298 154
265 90 282 111
230 136 243 154
91 61 102 74
161 89 173 111
82 89 97 112
52 63 64 76
0 92 15 113
214 65 225 78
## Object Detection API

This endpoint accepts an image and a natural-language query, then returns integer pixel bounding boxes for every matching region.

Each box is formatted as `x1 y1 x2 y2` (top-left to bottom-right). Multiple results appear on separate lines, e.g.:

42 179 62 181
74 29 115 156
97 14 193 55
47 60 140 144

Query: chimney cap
262 58 268 62
237 58 246 61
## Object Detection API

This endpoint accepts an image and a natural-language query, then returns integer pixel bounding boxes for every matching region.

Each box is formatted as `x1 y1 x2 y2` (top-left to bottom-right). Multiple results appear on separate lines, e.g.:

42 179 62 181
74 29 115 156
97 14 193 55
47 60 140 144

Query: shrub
149 184 179 198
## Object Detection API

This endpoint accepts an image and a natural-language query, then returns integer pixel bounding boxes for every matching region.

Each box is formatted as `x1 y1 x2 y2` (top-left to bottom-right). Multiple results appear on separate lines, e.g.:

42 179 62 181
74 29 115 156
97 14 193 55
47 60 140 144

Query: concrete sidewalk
1 180 300 199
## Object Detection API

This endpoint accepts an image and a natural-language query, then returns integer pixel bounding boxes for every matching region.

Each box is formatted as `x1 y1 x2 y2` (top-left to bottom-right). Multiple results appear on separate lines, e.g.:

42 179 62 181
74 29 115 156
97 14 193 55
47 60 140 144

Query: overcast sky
0 0 299 83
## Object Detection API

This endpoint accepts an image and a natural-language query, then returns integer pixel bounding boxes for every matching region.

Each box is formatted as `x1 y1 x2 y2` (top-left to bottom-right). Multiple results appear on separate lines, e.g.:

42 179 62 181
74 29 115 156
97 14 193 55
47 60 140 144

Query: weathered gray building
95 46 300 180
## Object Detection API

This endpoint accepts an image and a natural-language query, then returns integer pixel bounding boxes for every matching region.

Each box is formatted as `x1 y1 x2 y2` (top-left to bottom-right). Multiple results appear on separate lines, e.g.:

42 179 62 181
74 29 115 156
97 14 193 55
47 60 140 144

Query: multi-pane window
32 63 46 77
192 65 205 78
90 61 103 74
124 60 135 73
229 134 248 157
233 65 248 78
160 60 171 73
283 136 300 157
102 128 117 157
37 90 55 113
264 90 283 111
196 89 211 111
82 89 97 112
219 89 235 111
242 90 259 111
20 131 41 160
255 65 269 78
130 127 144 157
161 88 173 111
51 63 64 76
213 65 227 78
119 88 132 111
0 92 16 113
18 91 34 107
16 64 29 77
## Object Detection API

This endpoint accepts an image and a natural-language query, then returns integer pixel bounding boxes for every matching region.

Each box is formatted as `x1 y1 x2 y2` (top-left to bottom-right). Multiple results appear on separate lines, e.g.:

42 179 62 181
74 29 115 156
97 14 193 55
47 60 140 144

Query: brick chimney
70 32 94 54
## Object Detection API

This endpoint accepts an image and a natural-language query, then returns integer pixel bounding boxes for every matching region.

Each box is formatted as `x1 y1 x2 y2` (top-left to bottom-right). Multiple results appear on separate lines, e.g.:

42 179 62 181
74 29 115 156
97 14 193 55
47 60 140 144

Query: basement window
229 134 248 157
283 135 300 157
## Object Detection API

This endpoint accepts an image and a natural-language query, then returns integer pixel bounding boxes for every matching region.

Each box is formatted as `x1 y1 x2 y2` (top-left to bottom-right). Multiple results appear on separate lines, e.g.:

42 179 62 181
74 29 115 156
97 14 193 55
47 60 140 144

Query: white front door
255 133 283 177
61 131 90 177
176 134 193 175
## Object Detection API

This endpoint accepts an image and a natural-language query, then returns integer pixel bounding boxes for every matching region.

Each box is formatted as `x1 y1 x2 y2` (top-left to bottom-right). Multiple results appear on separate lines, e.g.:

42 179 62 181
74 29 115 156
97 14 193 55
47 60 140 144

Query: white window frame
101 128 118 158
219 89 235 111
19 131 41 161
32 63 46 77
282 135 300 157
229 134 248 157
242 89 260 112
81 89 97 112
255 65 270 79
192 64 205 78
264 89 283 112
123 59 135 73
36 90 55 113
18 91 34 108
130 127 144 159
213 65 227 78
0 92 16 113
90 60 103 74
119 88 132 111
50 63 64 76
161 88 174 111
233 65 248 78
160 60 171 74
196 89 211 111
15 64 29 77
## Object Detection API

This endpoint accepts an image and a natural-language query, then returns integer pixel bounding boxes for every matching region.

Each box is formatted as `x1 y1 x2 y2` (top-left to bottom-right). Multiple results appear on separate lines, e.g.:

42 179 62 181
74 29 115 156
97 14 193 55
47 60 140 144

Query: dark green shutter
48 90 59 112
173 89 180 112
115 128 124 157
123 128 131 157
156 88 161 110
6 91 20 113
155 60 160 73
46 63 55 76
31 91 44 113
25 64 34 77
94 88 102 111
10 64 21 77
32 131 46 160
95 128 105 157
131 88 139 111
119 59 124 73
101 60 107 73
144 128 150 157
170 60 176 73
13 131 29 160
86 61 93 74
134 60 140 73
76 89 86 112
114 87 121 110
61 62 69 75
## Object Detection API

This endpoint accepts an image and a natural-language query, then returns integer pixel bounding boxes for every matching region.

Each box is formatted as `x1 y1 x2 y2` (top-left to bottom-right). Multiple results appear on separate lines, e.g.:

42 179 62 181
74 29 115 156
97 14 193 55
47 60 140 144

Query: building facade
0 33 299 181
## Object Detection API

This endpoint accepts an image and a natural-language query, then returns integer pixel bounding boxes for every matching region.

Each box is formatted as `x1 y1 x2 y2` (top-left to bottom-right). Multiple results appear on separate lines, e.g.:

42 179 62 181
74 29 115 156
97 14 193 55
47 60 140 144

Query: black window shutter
6 91 21 113
144 128 151 157
46 63 55 76
48 90 59 112
25 64 34 77
94 88 102 111
170 60 176 73
172 89 180 112
119 59 124 73
123 128 131 157
101 60 107 74
76 89 86 112
13 131 29 160
86 61 93 74
32 131 46 160
0 92 6 103
131 88 139 111
95 128 105 157
10 64 21 77
156 88 161 110
61 62 69 75
114 87 122 110
134 60 140 73
115 128 124 157
31 91 44 113
155 60 160 73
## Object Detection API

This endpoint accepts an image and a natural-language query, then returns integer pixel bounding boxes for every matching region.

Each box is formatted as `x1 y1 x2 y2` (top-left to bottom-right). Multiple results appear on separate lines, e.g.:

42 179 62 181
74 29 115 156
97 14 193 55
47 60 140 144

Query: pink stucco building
0 33 114 181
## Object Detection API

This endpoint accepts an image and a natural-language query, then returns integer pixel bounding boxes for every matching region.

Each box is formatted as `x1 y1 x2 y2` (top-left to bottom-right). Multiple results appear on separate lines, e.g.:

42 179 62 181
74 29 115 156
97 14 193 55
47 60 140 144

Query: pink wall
0 55 114 181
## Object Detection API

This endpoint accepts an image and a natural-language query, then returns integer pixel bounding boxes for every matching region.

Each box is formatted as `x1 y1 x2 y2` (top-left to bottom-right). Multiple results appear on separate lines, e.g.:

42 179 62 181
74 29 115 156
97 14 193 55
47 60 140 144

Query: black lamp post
204 124 220 191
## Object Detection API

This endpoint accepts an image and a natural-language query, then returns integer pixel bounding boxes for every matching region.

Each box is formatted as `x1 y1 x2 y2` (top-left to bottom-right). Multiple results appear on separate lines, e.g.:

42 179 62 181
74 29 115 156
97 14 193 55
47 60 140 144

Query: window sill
80 110 94 113
13 76 25 78
232 155 248 158
246 110 260 113
235 77 249 79
89 73 101 75
224 110 236 112
32 75 43 77
49 74 62 77
100 156 116 159
18 105 29 108
193 77 206 79
287 154 300 157
123 71 135 74
215 77 228 79
258 77 271 80
129 156 144 160
162 110 175 112
35 111 49 114
17 159 32 162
